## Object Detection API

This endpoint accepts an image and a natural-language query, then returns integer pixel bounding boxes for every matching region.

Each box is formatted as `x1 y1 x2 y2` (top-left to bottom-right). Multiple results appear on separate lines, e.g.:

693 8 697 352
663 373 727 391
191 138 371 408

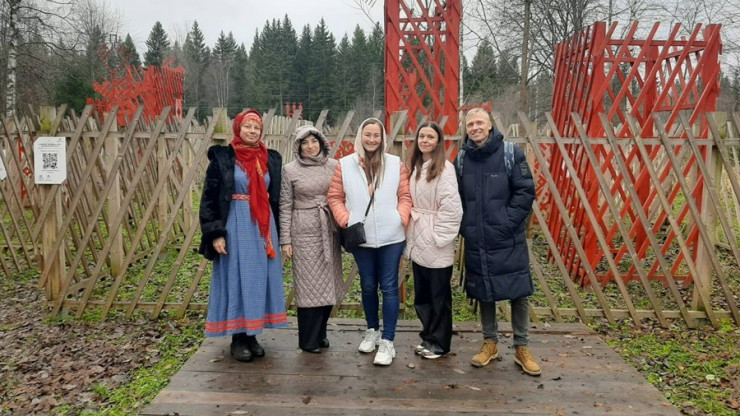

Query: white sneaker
358 329 381 353
373 339 396 366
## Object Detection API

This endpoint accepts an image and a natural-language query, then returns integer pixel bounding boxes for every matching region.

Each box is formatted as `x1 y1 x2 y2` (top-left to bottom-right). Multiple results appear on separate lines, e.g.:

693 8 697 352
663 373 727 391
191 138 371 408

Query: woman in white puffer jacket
404 121 463 359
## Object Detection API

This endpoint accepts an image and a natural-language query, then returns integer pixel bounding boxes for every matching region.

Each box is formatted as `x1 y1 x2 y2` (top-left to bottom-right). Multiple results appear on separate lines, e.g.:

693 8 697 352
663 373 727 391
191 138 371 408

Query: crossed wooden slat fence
0 106 737 328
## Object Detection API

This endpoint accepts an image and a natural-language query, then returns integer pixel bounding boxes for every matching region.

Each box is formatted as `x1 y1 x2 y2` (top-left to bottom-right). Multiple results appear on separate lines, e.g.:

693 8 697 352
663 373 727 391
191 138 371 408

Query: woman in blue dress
199 109 287 362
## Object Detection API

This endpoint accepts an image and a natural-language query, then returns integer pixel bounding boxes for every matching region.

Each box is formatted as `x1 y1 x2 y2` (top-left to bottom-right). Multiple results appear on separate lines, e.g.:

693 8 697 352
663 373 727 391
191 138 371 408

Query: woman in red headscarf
199 109 287 363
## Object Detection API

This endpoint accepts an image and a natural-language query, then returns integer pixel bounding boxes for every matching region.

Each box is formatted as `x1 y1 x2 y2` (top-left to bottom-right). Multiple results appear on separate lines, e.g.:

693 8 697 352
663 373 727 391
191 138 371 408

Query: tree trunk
6 0 21 117
519 0 531 113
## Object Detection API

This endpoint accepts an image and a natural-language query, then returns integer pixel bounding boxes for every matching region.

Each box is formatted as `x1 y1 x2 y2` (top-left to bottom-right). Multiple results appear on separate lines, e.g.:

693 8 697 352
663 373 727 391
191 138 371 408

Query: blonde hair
464 108 492 124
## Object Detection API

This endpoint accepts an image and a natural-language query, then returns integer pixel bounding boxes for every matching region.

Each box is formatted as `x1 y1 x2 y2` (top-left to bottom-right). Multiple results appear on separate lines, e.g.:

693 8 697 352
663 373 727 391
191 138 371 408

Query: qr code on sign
42 152 58 169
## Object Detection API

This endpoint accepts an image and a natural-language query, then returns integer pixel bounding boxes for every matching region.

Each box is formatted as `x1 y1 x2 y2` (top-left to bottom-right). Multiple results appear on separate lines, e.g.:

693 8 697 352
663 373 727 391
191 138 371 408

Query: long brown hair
408 121 446 182
355 118 386 186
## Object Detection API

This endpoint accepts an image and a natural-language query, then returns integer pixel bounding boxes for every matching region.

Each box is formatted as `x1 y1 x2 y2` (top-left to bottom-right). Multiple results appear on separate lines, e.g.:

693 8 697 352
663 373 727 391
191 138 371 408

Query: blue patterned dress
205 167 287 337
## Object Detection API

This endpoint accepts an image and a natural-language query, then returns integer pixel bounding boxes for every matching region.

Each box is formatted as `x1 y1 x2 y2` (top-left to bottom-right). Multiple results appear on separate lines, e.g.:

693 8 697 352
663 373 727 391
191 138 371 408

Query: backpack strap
455 148 466 177
456 141 514 177
504 141 514 177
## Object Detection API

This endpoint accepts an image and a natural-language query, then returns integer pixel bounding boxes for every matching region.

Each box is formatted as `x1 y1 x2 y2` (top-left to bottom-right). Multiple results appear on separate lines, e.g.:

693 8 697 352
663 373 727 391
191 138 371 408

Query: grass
83 318 204 416
38 313 206 416
591 319 740 416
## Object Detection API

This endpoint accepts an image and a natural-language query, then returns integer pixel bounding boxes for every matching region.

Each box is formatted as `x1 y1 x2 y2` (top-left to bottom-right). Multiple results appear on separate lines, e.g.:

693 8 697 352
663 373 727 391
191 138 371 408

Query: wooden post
157 129 168 232
213 107 229 142
183 137 194 231
38 106 65 301
4 119 22 217
692 114 725 310
105 120 123 275
389 111 407 157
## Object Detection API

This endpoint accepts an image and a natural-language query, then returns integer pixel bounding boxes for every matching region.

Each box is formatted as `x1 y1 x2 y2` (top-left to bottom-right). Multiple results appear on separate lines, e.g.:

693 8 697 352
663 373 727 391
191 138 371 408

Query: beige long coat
280 126 345 308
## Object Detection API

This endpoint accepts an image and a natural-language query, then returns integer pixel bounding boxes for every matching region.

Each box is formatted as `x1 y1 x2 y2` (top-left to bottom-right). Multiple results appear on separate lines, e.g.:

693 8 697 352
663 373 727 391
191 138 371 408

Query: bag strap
361 180 378 222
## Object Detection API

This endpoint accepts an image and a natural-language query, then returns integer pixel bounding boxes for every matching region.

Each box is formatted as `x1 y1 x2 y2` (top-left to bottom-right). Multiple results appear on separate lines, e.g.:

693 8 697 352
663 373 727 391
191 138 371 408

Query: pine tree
294 25 312 113
348 25 369 101
229 43 249 116
253 17 298 114
335 34 352 113
54 63 95 113
462 54 472 101
85 25 106 84
497 51 519 88
212 31 237 109
468 40 497 101
367 23 384 111
182 21 209 118
308 18 337 122
143 21 170 67
246 29 266 110
278 15 298 114
121 34 141 68
260 20 281 110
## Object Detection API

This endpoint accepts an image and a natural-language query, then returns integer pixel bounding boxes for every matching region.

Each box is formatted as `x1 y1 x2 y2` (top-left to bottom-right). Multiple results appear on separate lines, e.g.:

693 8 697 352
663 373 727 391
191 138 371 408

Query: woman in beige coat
280 125 344 353
405 121 463 359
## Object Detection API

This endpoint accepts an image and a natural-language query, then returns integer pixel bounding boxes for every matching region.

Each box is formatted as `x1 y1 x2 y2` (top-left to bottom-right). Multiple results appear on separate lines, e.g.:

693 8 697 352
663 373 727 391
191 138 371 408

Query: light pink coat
404 160 463 268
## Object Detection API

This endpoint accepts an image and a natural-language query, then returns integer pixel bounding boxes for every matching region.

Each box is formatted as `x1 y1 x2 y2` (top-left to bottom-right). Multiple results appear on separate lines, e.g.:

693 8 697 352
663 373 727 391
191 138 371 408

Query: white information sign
0 151 6 180
34 136 67 184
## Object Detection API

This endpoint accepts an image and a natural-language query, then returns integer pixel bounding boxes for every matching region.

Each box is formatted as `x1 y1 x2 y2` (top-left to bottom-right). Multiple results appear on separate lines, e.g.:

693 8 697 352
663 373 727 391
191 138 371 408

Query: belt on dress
290 198 336 263
232 194 250 201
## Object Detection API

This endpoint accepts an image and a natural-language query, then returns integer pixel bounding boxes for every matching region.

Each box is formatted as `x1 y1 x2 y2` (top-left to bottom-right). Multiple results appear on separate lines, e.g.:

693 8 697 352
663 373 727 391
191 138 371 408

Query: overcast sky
110 0 385 52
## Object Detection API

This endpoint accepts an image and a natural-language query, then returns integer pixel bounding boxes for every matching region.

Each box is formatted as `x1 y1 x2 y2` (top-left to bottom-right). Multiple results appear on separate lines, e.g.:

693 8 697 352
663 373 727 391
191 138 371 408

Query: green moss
592 321 740 416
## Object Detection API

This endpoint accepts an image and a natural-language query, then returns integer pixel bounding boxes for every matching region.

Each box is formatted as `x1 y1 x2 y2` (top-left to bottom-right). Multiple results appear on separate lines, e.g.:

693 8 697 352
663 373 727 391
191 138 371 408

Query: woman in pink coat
405 121 463 359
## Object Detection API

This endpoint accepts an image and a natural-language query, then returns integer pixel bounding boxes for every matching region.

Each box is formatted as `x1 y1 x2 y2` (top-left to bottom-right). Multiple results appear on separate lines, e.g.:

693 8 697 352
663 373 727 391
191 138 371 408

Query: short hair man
455 108 540 376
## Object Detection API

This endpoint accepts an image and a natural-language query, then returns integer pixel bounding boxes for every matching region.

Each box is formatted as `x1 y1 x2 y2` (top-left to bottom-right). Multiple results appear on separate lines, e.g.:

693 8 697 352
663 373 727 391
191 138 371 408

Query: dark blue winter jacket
456 128 536 302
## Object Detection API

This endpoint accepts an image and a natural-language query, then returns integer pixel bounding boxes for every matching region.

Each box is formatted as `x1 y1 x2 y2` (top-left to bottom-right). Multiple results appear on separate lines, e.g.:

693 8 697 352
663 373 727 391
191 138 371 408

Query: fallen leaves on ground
0 279 197 415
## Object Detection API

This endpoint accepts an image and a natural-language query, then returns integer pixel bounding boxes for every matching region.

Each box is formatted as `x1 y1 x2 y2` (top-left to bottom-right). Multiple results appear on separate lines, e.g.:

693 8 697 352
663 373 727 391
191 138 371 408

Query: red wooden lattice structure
284 102 304 119
385 0 461 136
547 21 722 287
87 42 184 125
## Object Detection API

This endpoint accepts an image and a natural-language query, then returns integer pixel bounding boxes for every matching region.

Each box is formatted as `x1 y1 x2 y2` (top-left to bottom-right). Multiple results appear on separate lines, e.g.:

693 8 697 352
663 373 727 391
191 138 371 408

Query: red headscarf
230 109 275 258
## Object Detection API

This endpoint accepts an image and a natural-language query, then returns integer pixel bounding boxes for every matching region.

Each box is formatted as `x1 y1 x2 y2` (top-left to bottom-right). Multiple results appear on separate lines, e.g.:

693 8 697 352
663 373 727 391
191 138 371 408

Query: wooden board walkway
141 319 681 416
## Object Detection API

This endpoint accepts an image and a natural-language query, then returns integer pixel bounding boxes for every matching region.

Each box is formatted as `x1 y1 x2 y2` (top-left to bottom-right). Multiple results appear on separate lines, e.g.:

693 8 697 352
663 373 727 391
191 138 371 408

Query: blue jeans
352 241 405 342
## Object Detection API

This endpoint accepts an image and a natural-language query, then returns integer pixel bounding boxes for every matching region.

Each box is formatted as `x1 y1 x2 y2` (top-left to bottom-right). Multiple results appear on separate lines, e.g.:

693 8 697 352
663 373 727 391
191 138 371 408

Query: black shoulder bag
340 183 376 251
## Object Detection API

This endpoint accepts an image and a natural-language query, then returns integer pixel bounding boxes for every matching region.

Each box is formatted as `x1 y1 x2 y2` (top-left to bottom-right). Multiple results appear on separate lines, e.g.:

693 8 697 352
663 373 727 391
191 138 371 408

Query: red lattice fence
547 22 723 288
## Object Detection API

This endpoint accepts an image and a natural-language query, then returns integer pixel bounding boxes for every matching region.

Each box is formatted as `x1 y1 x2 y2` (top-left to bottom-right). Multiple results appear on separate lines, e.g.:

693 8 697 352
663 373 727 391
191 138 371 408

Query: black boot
319 338 330 348
245 335 265 357
230 333 253 362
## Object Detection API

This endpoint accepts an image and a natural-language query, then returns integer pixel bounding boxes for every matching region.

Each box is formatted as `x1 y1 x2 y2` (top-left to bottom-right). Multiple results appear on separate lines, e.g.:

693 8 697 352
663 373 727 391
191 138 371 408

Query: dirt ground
0 278 198 415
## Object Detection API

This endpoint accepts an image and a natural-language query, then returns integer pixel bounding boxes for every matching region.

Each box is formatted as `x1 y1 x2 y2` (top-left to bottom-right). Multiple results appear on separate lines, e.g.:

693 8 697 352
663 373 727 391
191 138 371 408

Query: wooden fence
0 105 738 328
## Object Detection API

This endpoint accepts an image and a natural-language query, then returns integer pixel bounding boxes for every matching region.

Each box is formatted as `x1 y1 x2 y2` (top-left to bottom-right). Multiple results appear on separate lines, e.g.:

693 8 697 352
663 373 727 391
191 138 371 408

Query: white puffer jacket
404 160 463 268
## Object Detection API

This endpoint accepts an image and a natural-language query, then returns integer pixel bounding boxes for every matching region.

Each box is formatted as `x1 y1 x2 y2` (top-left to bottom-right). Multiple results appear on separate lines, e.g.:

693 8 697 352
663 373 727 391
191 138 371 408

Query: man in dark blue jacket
455 108 540 376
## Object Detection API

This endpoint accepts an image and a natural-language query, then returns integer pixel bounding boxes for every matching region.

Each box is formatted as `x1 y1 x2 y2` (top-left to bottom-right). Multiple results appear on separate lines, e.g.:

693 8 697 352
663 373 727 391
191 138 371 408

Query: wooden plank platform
142 319 681 416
